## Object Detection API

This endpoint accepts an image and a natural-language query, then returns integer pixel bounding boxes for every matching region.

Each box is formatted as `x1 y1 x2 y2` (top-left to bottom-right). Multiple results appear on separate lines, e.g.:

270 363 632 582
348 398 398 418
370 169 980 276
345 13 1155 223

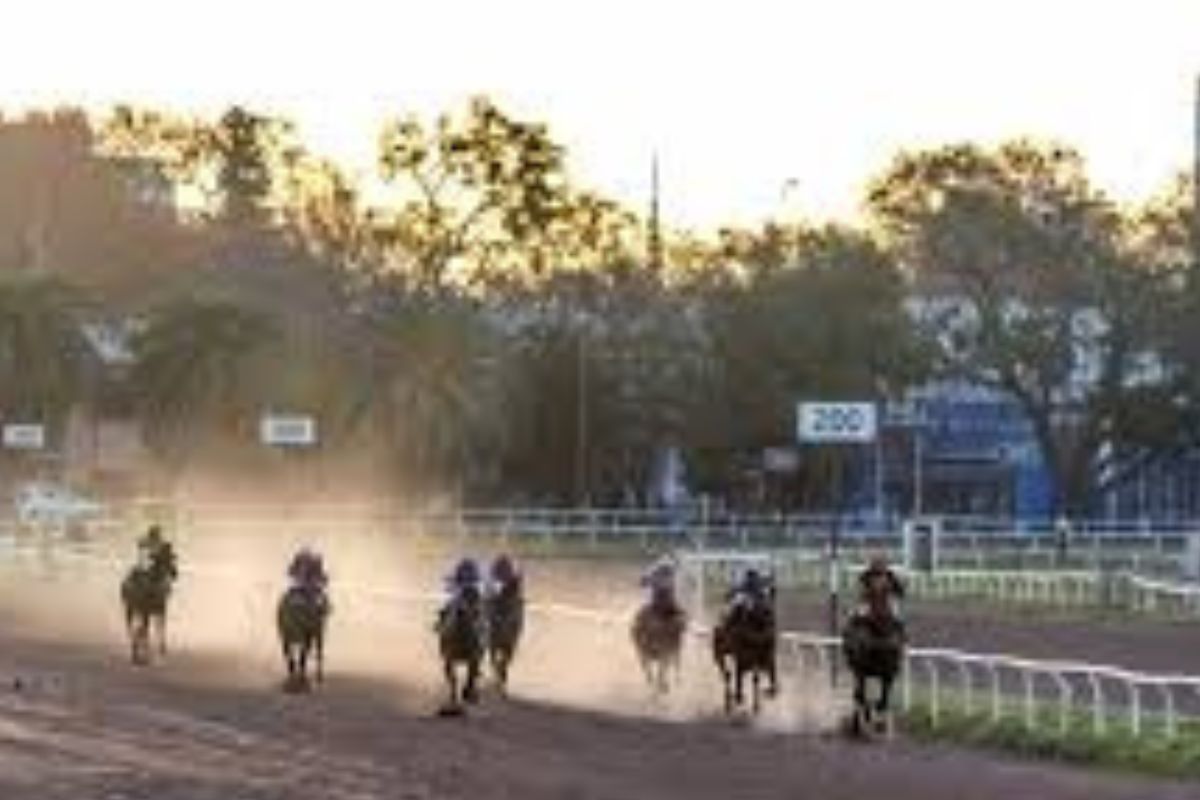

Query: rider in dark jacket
856 554 905 632
488 554 522 596
137 525 178 581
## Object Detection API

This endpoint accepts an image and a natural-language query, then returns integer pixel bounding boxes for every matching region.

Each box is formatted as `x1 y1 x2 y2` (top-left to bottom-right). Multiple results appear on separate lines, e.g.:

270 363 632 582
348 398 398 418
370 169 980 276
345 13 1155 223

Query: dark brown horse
712 592 777 714
484 578 524 695
842 576 905 737
437 587 485 710
277 585 329 692
120 555 175 665
631 598 687 695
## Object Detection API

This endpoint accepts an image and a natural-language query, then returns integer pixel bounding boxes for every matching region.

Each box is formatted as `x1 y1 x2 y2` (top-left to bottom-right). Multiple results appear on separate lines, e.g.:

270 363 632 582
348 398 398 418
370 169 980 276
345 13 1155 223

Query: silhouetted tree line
0 102 1196 514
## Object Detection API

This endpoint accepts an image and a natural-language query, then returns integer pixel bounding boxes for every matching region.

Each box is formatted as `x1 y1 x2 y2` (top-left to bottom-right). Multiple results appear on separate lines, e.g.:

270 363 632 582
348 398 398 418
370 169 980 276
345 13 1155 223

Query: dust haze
0 479 843 732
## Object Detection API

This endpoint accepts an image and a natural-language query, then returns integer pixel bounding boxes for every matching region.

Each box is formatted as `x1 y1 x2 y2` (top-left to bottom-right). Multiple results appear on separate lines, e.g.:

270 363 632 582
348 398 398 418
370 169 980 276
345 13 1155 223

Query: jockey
445 556 482 600
136 525 178 581
639 554 680 614
288 547 329 595
726 566 772 611
488 554 522 596
438 556 483 629
856 553 905 622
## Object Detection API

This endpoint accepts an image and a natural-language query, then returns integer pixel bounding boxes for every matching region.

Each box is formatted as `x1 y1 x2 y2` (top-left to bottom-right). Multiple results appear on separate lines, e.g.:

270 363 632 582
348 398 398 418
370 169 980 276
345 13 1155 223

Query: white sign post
2 423 46 450
259 414 318 447
798 401 879 684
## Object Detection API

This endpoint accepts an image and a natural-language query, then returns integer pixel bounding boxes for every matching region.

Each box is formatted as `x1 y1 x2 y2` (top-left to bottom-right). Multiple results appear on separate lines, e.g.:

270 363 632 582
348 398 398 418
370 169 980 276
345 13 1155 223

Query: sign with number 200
796 402 877 443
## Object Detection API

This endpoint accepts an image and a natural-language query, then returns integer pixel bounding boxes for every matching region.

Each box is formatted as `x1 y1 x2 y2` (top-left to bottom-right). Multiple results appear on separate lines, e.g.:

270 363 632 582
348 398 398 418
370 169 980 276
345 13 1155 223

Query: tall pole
574 328 588 507
1193 73 1200 262
913 424 924 517
649 153 664 272
828 449 845 686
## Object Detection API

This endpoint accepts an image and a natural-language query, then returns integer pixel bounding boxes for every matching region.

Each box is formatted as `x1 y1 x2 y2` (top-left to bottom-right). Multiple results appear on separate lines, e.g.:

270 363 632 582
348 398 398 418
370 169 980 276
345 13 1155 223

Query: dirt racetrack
0 547 1197 799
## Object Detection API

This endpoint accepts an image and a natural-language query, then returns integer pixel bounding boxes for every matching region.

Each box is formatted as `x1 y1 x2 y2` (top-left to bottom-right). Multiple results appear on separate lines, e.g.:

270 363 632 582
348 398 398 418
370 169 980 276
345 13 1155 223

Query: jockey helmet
145 525 163 544
491 554 515 581
453 557 481 585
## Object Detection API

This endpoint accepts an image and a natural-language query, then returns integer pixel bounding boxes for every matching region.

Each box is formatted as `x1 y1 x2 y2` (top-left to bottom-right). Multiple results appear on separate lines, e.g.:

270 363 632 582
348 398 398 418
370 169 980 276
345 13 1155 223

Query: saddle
848 607 905 643
287 583 330 617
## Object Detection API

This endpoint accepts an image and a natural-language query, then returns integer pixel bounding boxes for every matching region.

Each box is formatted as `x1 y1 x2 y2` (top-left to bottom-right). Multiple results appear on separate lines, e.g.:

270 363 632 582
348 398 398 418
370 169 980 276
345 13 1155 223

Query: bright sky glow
1 0 1198 228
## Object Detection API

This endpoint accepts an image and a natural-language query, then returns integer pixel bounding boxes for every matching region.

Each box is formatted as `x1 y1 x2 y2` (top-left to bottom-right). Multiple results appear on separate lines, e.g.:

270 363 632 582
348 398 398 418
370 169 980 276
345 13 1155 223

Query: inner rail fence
747 559 1200 618
4 503 1197 576
1 540 1198 742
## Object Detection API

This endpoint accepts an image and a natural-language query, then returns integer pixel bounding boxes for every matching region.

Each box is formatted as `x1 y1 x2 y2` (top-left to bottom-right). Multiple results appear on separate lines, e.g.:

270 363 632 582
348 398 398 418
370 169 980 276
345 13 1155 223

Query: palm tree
0 273 90 432
129 296 278 467
347 284 510 498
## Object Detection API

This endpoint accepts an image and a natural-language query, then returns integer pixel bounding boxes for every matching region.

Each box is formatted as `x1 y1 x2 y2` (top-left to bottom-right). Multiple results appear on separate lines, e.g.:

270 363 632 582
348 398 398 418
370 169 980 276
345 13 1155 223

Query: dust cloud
0 492 846 733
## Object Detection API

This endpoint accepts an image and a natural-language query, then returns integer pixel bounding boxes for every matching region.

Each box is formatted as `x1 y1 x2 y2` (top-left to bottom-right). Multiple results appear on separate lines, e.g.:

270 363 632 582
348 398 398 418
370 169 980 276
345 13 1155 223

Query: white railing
5 539 1200 742
778 632 1200 739
758 556 1200 617
7 502 1194 574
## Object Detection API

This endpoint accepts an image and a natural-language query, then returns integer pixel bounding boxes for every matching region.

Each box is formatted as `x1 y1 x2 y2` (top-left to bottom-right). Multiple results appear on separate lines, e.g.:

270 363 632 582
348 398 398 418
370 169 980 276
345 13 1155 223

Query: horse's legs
131 613 149 665
463 657 480 704
876 674 895 735
124 607 136 663
315 631 325 684
280 637 294 680
156 612 168 657
491 646 508 693
444 659 459 706
298 639 312 688
639 655 654 691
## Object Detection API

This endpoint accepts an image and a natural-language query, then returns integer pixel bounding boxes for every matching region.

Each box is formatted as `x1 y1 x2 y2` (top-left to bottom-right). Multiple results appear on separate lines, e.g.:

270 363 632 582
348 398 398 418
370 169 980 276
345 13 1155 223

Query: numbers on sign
810 406 866 435
797 402 877 443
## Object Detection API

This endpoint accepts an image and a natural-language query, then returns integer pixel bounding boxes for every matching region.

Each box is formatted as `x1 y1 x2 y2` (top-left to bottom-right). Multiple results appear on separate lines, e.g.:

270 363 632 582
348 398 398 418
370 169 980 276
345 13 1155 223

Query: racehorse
842 579 905 737
120 554 175 665
712 591 778 714
484 579 524 695
437 586 485 710
631 599 687 695
277 585 329 692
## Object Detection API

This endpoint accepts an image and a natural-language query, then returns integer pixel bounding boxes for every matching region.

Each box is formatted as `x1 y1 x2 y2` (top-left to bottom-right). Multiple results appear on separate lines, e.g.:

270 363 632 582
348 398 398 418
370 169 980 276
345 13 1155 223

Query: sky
1 0 1198 229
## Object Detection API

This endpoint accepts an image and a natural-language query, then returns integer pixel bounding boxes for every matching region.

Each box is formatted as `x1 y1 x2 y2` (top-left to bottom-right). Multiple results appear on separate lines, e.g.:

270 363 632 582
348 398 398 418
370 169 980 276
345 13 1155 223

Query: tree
0 273 90 430
867 140 1177 515
344 281 510 496
375 97 576 289
103 104 304 226
129 297 278 468
688 224 921 507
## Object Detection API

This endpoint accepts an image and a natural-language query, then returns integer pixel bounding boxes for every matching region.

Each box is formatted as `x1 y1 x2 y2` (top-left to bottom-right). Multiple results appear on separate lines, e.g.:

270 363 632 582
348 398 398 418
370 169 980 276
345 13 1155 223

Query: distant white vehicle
13 482 105 527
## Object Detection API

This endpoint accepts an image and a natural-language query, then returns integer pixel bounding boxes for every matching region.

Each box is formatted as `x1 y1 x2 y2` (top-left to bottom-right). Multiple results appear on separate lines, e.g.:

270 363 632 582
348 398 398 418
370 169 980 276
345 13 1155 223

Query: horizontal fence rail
3 503 1194 573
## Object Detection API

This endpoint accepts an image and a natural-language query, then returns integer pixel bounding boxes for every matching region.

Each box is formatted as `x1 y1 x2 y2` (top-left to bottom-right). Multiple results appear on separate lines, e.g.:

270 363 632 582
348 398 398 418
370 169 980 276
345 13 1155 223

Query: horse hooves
282 675 309 694
437 704 466 718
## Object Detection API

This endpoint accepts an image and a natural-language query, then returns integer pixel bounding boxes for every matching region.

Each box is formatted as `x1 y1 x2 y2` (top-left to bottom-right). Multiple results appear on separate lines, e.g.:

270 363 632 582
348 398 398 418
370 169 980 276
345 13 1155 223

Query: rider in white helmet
639 553 680 613
726 565 773 611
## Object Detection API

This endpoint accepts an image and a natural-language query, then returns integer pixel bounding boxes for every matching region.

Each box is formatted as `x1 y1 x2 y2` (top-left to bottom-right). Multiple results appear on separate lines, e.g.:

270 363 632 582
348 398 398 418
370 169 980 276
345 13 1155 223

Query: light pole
913 422 924 517
574 327 589 507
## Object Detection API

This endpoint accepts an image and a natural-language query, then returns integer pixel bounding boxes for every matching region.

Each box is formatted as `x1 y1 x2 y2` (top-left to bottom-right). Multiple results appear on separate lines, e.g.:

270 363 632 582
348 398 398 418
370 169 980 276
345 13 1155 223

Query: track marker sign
3 423 45 450
797 402 877 444
260 414 317 447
